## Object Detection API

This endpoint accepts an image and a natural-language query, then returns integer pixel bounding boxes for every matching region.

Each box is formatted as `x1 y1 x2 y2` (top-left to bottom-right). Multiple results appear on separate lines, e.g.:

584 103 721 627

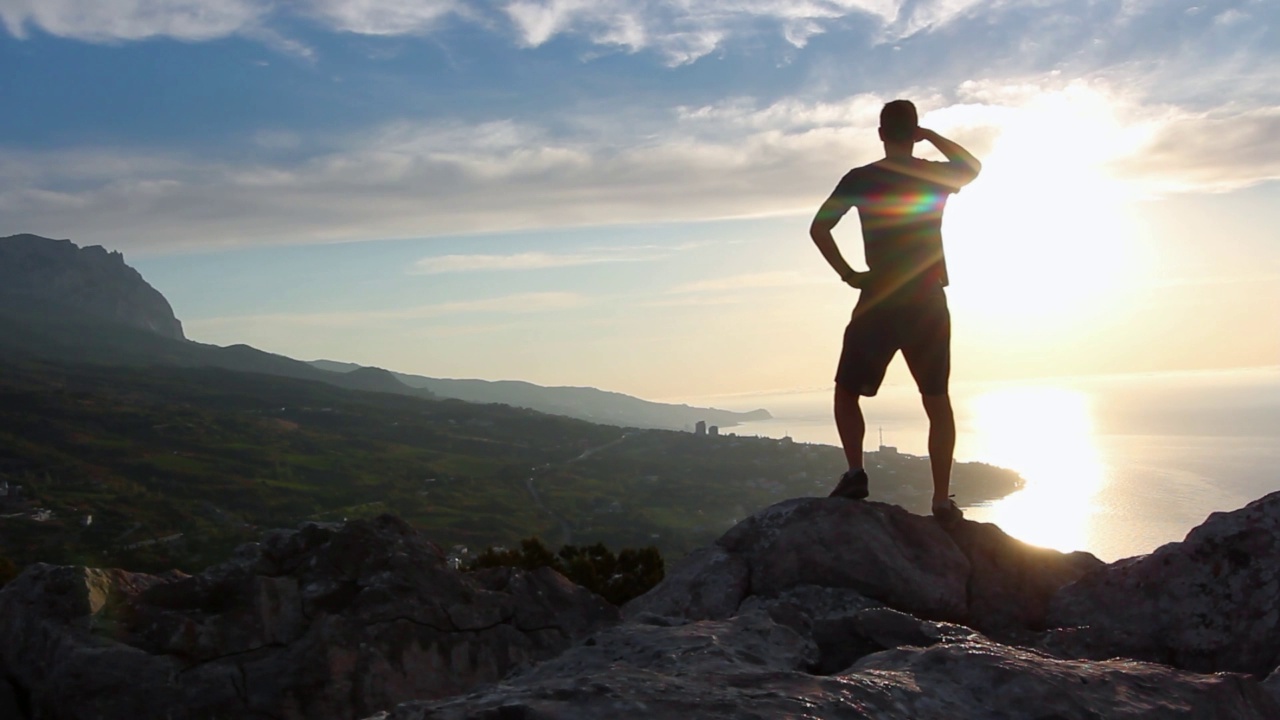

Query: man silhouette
809 99 981 522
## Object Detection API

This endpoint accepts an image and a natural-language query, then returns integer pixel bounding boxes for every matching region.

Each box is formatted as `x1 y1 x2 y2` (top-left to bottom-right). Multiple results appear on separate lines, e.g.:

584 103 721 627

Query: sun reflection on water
960 386 1105 553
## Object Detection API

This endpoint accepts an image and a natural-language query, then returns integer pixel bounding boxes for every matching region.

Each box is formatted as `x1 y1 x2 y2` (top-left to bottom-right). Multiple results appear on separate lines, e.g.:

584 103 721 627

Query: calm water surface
686 368 1280 561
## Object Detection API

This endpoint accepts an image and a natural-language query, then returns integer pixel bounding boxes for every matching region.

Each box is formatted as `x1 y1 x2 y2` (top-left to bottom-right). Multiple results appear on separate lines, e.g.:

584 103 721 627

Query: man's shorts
835 287 950 397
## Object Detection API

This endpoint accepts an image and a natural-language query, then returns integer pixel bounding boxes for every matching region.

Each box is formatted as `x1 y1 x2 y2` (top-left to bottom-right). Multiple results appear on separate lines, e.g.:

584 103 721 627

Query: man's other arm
917 128 982 188
809 192 866 289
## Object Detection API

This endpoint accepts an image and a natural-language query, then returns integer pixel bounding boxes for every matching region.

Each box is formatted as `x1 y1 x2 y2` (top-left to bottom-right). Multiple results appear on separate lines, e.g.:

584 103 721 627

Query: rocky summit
0 515 618 720
0 233 184 340
3 493 1280 720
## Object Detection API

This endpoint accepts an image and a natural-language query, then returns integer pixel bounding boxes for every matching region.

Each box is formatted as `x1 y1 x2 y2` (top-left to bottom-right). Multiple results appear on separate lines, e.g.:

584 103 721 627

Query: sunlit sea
684 367 1280 562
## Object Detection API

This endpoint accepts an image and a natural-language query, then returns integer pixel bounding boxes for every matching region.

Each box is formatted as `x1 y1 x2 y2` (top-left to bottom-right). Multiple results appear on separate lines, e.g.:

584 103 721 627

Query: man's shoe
932 497 964 525
828 469 869 500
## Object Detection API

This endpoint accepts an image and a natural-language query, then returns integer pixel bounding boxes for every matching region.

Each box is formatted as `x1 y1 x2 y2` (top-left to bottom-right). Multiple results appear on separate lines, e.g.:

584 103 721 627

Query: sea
682 367 1280 562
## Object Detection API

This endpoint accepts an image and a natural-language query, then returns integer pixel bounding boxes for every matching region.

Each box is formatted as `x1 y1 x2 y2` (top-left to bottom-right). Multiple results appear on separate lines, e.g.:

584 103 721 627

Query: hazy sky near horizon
2 0 1277 400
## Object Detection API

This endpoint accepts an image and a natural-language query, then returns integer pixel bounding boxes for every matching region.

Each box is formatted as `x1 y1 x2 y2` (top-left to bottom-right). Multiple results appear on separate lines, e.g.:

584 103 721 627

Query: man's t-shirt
827 159 969 300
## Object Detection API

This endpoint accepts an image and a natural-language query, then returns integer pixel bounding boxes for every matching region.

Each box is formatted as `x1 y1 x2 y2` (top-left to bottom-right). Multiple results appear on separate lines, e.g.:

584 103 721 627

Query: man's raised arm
917 128 982 188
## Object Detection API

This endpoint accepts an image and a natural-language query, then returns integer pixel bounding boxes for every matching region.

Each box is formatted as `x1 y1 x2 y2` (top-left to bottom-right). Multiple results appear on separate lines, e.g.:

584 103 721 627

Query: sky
2 0 1277 402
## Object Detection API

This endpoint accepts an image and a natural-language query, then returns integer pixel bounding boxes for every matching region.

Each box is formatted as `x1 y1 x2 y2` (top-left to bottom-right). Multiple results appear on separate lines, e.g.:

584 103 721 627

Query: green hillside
0 357 1023 581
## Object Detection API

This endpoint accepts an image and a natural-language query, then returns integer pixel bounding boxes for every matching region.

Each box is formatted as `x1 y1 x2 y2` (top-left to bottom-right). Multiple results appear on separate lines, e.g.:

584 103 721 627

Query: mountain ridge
311 358 772 431
0 234 768 430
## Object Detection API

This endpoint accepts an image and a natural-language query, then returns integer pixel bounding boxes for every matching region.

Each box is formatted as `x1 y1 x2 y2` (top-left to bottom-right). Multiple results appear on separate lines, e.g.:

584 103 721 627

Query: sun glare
943 89 1148 327
960 385 1105 553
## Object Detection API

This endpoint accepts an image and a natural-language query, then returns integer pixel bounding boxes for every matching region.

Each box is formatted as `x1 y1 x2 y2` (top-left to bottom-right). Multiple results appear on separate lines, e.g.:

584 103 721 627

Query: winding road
523 432 630 546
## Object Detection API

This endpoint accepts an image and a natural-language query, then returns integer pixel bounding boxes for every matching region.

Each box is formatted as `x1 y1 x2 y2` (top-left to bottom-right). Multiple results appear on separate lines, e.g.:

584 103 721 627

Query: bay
681 367 1280 561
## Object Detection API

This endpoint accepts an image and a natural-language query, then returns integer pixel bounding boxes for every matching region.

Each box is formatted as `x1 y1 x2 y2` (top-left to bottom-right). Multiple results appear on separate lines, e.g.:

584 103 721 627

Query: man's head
879 100 918 145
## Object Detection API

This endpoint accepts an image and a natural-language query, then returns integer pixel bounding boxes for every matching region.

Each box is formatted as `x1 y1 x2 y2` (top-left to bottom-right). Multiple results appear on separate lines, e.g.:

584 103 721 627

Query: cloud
0 0 267 41
4 0 1274 82
6 32 1280 256
302 0 464 35
497 0 905 64
5 80 1279 254
1110 106 1280 193
0 0 1079 66
411 248 669 274
240 25 317 61
668 271 814 294
188 291 588 329
0 97 888 252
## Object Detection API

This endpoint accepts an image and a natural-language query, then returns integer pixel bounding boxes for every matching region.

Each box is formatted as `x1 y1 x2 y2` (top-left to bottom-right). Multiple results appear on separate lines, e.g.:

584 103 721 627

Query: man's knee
921 392 953 419
835 382 861 403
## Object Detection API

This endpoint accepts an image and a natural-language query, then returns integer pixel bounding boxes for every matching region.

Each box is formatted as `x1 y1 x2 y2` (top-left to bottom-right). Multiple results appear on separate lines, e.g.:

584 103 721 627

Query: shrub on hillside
469 537 663 606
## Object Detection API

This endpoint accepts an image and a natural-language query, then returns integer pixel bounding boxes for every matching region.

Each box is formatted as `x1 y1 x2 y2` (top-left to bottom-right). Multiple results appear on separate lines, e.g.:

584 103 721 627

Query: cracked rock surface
1046 491 1280 676
0 515 618 720
377 613 1279 720
370 495 1280 720
10 493 1280 720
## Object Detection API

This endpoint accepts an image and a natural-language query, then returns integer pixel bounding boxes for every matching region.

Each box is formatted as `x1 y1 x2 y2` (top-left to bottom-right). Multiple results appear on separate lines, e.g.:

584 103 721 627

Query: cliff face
0 234 184 340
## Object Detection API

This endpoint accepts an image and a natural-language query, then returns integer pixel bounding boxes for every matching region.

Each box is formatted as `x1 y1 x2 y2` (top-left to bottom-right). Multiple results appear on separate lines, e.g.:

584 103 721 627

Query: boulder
720 498 970 621
621 546 749 621
374 613 1280 720
1046 491 1280 676
626 497 1102 637
1265 666 1280 707
0 515 619 720
944 518 1102 637
734 585 977 674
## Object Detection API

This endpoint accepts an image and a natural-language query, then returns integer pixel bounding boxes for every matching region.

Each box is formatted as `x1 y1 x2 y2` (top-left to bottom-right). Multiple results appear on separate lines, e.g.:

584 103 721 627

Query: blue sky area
2 1 1277 399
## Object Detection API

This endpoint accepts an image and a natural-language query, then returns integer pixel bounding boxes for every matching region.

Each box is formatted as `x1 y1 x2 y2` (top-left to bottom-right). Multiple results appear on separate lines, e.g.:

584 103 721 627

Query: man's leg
835 383 865 471
829 383 870 499
831 298 888 499
921 393 955 506
901 289 958 519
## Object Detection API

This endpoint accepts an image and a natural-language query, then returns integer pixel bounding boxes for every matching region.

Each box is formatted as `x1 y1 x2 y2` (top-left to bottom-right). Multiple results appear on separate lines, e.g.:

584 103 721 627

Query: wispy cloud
187 291 587 329
410 247 669 274
0 0 268 41
11 0 1252 69
668 271 815 294
302 0 464 35
1109 106 1280 194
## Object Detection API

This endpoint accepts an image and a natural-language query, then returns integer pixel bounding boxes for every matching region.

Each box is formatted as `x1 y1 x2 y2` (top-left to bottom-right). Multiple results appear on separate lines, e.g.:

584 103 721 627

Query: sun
941 89 1149 328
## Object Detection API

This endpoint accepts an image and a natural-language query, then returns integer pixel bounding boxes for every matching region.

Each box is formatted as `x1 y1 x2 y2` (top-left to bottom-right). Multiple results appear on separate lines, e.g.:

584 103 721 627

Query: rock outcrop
624 497 1102 640
0 233 184 339
377 611 1279 720
0 515 618 720
1046 491 1280 676
371 495 1280 720
7 493 1280 720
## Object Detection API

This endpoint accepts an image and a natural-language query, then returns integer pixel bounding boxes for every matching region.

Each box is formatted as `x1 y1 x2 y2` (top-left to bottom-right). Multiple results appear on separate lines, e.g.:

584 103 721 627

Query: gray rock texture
1046 491 1280 676
1265 666 1280 707
0 515 618 720
626 497 1102 639
377 611 1280 720
11 493 1280 720
0 233 184 339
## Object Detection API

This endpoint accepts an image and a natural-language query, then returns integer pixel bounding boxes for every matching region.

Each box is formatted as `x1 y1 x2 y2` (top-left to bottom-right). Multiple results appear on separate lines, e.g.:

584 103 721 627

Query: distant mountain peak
0 233 184 340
